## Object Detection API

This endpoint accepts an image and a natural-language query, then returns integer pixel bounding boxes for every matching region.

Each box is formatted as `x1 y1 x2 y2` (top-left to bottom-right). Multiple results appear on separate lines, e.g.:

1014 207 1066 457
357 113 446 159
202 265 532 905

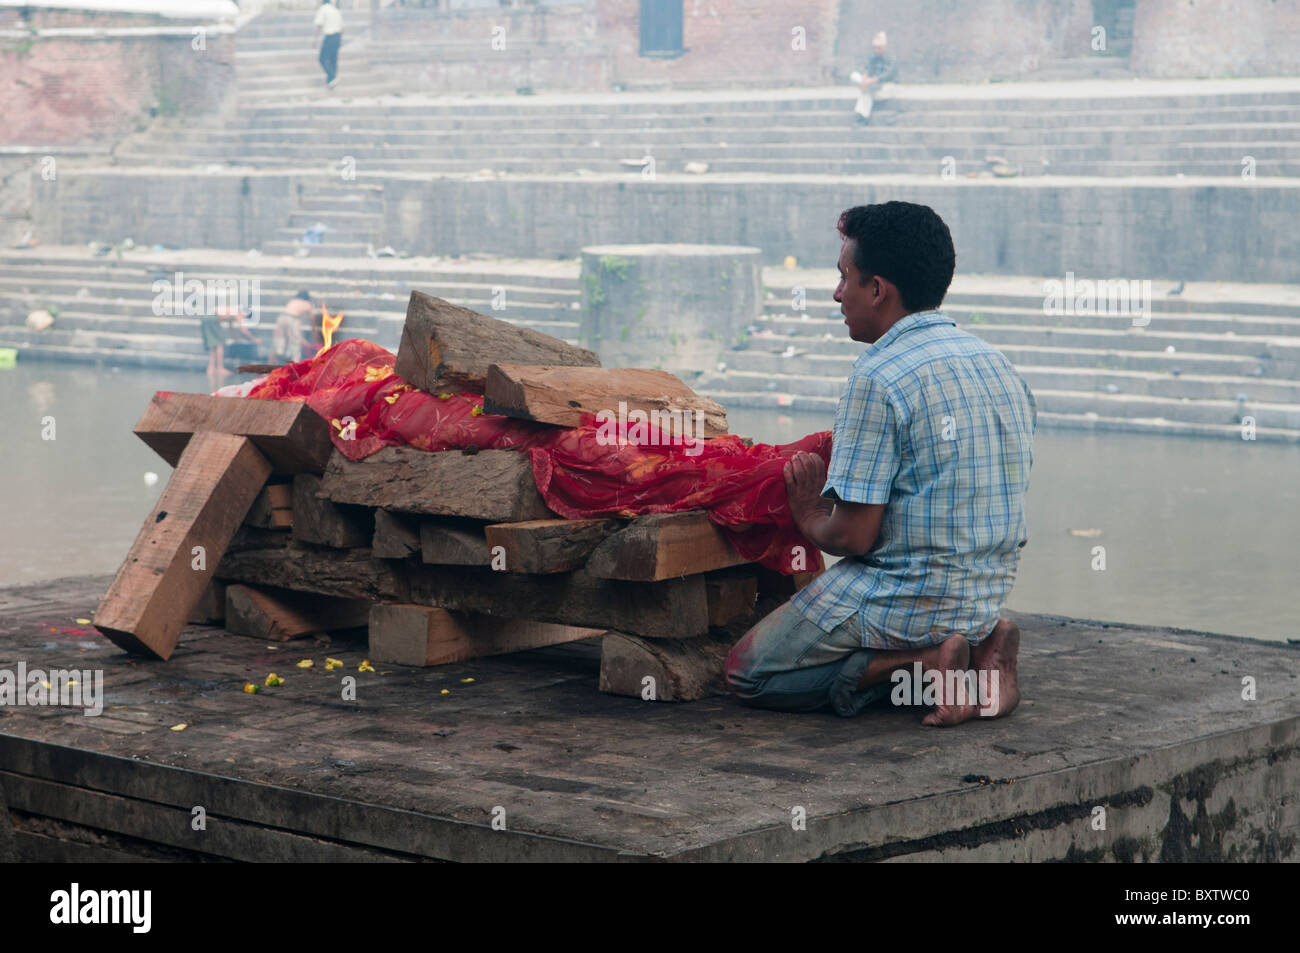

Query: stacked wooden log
94 291 818 701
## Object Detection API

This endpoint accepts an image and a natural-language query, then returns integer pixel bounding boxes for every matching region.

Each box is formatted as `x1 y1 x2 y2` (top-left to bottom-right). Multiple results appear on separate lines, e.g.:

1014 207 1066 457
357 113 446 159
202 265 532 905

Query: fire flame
317 301 343 355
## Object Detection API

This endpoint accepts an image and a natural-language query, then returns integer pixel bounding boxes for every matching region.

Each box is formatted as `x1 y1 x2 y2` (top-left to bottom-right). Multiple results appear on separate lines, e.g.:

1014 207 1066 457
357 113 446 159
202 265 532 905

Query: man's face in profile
835 238 876 343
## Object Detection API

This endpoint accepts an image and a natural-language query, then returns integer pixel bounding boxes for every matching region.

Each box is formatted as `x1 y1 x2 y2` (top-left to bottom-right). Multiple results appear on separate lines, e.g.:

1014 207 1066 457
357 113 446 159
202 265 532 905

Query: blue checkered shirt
792 309 1037 650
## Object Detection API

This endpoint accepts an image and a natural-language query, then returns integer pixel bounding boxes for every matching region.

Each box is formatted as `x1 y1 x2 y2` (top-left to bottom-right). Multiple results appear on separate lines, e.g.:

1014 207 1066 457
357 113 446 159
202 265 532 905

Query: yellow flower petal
243 683 259 694
297 659 314 668
358 660 375 673
171 723 187 731
75 617 91 624
460 677 475 684
265 673 283 687
325 657 343 670
440 688 450 695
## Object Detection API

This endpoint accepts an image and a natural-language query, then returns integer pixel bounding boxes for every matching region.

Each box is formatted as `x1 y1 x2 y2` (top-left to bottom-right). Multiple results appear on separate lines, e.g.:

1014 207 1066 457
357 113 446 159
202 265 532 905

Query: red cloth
247 340 831 574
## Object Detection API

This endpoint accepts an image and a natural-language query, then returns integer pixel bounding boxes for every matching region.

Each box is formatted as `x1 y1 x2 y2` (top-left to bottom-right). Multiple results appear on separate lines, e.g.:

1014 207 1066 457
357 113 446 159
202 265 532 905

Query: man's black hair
836 201 955 312
296 289 311 301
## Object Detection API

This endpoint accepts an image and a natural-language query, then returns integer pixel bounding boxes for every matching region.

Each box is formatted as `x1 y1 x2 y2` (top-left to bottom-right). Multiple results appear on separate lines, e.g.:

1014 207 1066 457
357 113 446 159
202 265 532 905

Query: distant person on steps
315 0 344 90
852 31 898 126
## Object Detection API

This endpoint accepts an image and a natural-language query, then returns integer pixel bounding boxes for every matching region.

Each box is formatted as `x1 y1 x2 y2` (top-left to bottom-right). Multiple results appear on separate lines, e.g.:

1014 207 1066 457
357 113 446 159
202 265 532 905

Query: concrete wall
0 11 236 147
32 170 1300 283
31 170 300 249
376 175 1300 283
1131 0 1300 78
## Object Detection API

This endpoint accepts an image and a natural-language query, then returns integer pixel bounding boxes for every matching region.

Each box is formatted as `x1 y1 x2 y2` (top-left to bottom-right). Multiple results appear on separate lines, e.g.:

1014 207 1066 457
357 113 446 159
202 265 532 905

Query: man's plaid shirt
791 309 1037 650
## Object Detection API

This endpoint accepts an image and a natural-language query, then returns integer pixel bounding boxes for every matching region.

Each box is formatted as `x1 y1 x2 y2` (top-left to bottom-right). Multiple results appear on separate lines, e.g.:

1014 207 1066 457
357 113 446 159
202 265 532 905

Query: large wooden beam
371 509 421 559
94 432 273 660
225 584 370 642
292 473 374 548
215 543 408 602
133 392 332 473
407 565 708 640
585 511 749 581
394 290 599 394
599 632 732 702
368 604 605 666
482 518 620 574
420 520 491 566
318 447 553 522
484 363 728 436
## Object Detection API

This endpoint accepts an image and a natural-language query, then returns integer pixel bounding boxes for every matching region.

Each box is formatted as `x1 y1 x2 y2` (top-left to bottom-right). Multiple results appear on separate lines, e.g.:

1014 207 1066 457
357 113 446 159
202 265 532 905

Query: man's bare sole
921 619 1021 726
921 634 980 727
971 618 1021 719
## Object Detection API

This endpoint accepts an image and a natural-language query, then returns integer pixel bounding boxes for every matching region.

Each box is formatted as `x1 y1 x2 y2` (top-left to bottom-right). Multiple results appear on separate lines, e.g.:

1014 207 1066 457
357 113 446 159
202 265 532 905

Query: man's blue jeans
724 601 891 716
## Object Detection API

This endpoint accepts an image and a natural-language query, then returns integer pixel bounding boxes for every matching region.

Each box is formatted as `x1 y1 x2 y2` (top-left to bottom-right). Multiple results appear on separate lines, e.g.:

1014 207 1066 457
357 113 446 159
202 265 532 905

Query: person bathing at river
725 201 1036 726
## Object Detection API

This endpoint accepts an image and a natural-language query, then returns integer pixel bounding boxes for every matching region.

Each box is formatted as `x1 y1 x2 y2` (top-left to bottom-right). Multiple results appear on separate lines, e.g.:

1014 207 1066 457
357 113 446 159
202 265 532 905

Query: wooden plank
706 574 758 628
243 483 293 529
585 511 749 581
483 518 620 574
133 392 332 473
368 604 604 666
599 632 732 702
292 473 374 548
406 565 708 639
394 290 600 394
319 447 553 522
187 579 227 625
224 584 370 641
420 520 491 566
371 509 420 559
215 543 408 602
484 363 728 436
94 432 272 660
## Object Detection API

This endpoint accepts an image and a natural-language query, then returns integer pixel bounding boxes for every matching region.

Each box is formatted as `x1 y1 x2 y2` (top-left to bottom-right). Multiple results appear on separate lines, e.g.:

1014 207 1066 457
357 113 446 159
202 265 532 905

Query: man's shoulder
853 316 1030 400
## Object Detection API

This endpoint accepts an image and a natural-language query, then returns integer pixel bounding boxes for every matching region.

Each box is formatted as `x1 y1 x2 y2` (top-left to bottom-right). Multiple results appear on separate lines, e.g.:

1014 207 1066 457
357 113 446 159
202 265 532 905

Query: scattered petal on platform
358 660 375 672
325 657 343 670
297 659 314 668
171 723 187 731
460 677 475 684
75 618 91 624
243 683 259 694
440 689 450 695
265 673 283 687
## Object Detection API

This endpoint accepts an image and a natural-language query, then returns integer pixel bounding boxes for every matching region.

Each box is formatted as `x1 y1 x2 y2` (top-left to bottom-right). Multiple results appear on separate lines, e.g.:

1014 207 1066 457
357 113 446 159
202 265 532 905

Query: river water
2 361 1296 643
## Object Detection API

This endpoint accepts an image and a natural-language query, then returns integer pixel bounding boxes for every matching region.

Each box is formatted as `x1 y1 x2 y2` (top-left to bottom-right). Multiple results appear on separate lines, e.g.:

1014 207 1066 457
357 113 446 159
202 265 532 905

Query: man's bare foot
921 634 980 727
970 618 1021 719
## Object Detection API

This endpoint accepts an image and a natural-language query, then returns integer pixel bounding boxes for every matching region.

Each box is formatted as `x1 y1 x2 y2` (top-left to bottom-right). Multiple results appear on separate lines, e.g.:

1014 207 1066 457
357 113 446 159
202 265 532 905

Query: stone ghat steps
760 306 1300 341
0 251 586 370
0 253 581 290
120 132 1300 159
108 150 1300 179
138 118 1300 145
228 87 1300 117
699 360 1300 406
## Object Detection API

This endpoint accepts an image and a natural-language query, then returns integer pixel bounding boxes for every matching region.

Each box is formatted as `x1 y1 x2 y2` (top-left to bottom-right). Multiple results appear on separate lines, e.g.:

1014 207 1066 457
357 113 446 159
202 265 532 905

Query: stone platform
0 575 1296 862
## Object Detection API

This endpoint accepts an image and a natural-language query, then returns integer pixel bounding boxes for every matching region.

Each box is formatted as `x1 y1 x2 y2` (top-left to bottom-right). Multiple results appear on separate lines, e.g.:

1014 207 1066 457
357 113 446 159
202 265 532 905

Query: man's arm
784 452 885 557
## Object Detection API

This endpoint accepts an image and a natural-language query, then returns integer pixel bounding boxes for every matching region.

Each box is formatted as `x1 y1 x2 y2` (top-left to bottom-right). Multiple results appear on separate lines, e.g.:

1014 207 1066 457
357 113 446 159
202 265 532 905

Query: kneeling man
725 201 1036 726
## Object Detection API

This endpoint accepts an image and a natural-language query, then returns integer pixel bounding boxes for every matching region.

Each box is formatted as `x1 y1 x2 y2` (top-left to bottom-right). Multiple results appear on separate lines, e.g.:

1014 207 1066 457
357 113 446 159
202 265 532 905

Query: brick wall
600 0 839 88
837 0 1094 82
0 13 235 147
1130 0 1300 78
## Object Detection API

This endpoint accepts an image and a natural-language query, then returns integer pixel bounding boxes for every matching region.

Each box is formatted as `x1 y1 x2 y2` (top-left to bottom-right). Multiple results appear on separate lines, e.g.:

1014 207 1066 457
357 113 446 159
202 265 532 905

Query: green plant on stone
583 273 606 310
599 255 633 281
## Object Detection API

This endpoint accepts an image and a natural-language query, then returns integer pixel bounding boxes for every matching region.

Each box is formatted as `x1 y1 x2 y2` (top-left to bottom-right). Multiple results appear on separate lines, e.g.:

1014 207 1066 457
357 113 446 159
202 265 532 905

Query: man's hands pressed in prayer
783 451 886 558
